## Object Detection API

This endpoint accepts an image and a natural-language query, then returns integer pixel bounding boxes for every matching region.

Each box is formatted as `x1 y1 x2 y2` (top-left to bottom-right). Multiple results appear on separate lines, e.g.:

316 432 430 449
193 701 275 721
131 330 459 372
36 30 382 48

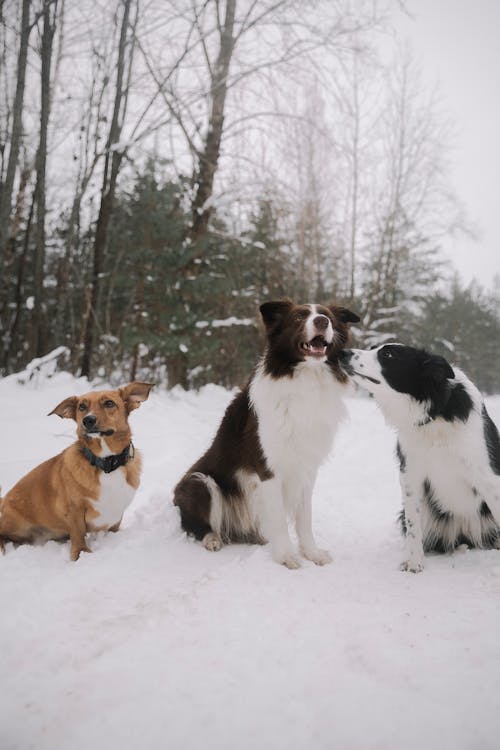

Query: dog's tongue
310 336 327 355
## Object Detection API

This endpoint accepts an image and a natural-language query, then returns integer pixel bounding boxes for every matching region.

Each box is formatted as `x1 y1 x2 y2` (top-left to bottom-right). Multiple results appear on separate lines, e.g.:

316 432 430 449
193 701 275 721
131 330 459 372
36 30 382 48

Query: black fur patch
174 475 213 541
396 441 406 473
438 382 473 423
423 479 451 523
376 345 472 422
479 501 500 547
482 405 500 475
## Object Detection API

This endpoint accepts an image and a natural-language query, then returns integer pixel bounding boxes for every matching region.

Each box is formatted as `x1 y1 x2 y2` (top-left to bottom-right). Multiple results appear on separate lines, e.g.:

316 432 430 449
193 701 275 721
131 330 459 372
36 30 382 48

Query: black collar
82 442 134 474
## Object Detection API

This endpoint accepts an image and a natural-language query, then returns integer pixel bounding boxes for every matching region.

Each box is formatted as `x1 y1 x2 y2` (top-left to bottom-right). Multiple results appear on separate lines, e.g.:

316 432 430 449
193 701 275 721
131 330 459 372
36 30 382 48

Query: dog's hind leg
173 473 222 550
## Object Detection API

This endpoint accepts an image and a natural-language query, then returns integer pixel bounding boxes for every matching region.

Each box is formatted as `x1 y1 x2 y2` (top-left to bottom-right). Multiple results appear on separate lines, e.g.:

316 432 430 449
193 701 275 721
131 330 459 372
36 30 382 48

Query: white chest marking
250 360 346 481
88 468 135 530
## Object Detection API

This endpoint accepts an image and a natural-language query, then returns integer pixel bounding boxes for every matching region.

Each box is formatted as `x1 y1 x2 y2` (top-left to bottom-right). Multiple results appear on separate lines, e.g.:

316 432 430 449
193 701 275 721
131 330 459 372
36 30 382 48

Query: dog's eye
381 349 393 359
104 400 116 408
78 403 87 412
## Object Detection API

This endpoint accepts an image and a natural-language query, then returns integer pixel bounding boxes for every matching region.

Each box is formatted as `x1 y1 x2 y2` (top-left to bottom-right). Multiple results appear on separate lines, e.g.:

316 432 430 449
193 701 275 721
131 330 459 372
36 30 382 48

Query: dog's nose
338 349 353 362
82 414 97 430
313 315 329 331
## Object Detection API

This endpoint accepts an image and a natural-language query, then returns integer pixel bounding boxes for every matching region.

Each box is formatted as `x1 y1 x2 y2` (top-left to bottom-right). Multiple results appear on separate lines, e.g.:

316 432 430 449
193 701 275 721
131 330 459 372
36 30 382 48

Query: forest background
1 0 499 391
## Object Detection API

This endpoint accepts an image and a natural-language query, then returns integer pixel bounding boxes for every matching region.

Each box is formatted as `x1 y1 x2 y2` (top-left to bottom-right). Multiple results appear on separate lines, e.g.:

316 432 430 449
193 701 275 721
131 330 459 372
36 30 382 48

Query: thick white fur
246 358 345 567
348 348 500 573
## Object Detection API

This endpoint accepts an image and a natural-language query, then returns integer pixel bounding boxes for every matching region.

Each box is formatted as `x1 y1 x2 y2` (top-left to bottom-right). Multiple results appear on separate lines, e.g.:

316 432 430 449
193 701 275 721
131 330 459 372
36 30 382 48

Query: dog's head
49 382 153 442
339 344 456 418
260 299 359 376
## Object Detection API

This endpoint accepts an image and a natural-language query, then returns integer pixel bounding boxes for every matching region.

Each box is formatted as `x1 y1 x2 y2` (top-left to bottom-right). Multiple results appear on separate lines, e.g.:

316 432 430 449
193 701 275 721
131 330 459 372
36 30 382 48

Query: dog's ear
48 396 78 420
423 355 455 383
119 382 154 412
328 305 360 324
259 299 293 328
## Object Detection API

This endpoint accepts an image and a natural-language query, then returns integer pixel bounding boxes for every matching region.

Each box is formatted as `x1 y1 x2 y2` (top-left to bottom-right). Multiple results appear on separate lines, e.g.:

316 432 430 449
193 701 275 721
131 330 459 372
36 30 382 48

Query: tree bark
80 0 134 378
188 0 236 248
32 0 58 357
0 0 31 261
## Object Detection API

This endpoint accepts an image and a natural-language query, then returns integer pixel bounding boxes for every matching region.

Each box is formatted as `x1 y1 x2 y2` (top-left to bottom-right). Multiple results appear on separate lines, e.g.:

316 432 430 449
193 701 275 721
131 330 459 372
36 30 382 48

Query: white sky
395 0 500 289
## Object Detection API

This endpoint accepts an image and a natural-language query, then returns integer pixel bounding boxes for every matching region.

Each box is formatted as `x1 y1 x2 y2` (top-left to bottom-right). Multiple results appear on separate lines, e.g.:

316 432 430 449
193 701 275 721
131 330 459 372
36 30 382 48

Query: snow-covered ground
1 371 500 750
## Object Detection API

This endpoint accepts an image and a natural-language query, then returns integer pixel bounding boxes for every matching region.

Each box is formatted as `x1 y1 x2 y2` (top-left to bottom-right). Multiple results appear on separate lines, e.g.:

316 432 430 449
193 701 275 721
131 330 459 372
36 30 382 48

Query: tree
80 0 137 377
0 0 32 262
31 0 59 357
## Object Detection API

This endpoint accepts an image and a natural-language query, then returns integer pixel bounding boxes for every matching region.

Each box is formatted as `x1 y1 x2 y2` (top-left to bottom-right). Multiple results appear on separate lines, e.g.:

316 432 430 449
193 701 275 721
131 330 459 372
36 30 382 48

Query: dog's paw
279 553 302 570
202 532 222 552
70 544 92 561
400 559 424 573
303 548 332 566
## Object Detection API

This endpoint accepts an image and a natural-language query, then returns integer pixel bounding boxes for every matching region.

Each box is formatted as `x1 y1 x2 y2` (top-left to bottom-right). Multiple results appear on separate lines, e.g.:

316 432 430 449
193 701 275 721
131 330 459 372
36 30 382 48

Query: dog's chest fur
404 423 480 509
85 442 136 530
250 361 346 478
86 467 135 530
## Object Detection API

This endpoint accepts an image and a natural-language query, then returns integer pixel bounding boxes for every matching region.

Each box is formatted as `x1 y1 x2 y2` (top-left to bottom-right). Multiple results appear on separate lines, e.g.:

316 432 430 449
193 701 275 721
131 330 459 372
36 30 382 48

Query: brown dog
0 382 153 560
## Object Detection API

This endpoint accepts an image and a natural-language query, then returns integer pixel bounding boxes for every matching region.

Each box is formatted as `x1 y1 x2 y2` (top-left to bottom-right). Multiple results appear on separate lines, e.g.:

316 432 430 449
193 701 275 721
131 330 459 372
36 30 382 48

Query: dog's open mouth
352 371 381 385
85 429 115 437
300 335 328 358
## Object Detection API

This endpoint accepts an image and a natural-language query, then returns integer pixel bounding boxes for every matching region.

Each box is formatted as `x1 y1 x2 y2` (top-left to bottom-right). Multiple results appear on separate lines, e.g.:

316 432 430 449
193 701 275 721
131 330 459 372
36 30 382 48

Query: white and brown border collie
340 344 500 572
173 299 359 568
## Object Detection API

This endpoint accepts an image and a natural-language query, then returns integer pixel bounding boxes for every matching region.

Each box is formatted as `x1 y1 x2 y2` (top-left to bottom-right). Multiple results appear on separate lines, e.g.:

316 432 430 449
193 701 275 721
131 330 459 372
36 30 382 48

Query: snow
196 317 254 329
211 316 254 328
1 372 500 750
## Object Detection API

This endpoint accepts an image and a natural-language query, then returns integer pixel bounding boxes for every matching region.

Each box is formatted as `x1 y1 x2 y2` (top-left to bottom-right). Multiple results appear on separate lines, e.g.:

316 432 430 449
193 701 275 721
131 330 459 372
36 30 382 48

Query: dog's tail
174 471 262 546
191 472 262 545
190 473 225 537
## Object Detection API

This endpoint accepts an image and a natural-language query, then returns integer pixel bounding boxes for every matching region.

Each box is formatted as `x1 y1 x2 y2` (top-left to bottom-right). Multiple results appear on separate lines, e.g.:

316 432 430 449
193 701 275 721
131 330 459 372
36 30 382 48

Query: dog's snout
313 315 329 331
338 349 353 362
82 414 97 430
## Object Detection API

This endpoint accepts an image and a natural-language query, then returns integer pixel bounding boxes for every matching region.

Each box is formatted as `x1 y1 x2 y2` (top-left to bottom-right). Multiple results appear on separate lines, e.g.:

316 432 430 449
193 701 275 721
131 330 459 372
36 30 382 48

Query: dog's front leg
295 486 332 565
399 474 424 573
259 478 301 569
66 505 92 561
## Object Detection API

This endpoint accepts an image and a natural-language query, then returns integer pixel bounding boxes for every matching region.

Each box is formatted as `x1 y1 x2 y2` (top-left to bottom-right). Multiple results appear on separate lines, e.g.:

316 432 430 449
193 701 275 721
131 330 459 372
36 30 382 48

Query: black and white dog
173 299 359 568
340 344 500 572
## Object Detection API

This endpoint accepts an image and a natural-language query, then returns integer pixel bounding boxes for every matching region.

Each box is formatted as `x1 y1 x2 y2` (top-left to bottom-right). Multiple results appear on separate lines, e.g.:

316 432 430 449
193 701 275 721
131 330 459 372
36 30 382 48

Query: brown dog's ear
119 382 154 412
48 396 78 420
259 299 294 328
329 306 360 324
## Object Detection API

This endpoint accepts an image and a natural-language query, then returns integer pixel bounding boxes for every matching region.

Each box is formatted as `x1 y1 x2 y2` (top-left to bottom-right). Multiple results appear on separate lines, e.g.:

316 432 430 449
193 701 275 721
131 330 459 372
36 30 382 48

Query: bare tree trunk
130 273 144 381
349 52 360 301
3 184 34 371
80 0 135 378
188 0 236 248
32 0 58 358
0 160 31 370
0 0 31 261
